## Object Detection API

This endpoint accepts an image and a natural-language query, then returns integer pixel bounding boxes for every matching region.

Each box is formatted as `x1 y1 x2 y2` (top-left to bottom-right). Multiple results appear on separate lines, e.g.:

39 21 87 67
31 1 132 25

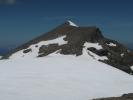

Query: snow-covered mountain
4 20 133 74
0 21 133 100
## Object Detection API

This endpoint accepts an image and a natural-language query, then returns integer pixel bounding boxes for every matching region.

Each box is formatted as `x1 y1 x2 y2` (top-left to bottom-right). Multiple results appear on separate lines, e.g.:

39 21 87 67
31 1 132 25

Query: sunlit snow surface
0 54 133 100
68 20 79 27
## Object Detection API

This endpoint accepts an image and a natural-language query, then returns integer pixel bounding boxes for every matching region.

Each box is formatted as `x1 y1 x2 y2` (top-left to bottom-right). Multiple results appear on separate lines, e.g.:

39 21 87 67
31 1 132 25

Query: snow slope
10 36 67 59
0 54 133 100
1 35 133 100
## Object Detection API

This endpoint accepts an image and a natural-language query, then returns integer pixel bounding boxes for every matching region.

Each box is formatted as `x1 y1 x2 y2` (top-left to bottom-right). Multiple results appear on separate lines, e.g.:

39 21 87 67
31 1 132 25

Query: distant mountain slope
3 21 133 74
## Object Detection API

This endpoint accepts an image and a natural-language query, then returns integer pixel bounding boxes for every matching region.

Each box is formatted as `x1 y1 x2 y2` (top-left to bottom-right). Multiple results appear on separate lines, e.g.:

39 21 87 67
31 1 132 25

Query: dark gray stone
93 93 133 100
23 49 32 53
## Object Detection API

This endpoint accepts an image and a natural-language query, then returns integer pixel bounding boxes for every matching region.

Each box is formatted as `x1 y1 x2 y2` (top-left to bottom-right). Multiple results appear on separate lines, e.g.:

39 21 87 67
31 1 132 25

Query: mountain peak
66 20 79 27
2 21 133 74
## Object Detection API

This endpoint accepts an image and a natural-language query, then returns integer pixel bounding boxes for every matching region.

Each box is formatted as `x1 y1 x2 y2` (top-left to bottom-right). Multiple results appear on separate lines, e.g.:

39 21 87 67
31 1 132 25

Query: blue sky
0 0 133 48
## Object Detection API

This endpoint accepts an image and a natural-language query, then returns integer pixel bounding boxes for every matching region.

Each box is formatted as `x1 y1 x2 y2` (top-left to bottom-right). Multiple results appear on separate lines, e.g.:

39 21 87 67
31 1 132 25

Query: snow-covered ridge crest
67 20 79 27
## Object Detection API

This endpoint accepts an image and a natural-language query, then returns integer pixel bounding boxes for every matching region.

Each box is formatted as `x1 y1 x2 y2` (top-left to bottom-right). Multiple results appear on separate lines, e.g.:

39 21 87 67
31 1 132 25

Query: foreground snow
0 54 133 100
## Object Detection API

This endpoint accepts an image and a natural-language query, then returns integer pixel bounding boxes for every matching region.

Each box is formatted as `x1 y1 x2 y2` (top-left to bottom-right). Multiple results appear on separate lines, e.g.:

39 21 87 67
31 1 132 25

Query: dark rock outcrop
93 93 133 100
87 47 109 56
38 44 60 57
23 49 32 53
99 39 133 74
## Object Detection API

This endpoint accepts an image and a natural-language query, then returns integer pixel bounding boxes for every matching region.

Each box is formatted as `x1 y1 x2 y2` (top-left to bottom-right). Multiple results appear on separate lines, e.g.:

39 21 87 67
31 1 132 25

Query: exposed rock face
3 21 133 74
99 39 133 74
93 93 133 100
38 44 60 57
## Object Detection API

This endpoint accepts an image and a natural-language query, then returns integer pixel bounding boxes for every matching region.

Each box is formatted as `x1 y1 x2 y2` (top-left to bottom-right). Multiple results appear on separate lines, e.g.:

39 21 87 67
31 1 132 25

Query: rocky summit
3 21 133 74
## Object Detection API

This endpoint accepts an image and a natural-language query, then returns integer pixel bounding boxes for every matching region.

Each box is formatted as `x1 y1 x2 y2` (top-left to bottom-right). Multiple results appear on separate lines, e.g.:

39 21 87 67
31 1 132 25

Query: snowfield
0 54 133 100
10 36 67 59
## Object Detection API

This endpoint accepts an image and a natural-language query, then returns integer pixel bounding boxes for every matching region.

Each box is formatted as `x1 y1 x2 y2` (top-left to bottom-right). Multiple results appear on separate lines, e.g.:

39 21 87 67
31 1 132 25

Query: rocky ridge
93 93 133 100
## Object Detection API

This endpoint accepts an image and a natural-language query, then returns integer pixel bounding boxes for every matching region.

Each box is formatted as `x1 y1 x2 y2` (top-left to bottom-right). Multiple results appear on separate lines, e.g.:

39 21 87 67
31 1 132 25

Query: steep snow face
68 20 79 27
10 36 67 59
0 55 133 100
0 56 2 59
